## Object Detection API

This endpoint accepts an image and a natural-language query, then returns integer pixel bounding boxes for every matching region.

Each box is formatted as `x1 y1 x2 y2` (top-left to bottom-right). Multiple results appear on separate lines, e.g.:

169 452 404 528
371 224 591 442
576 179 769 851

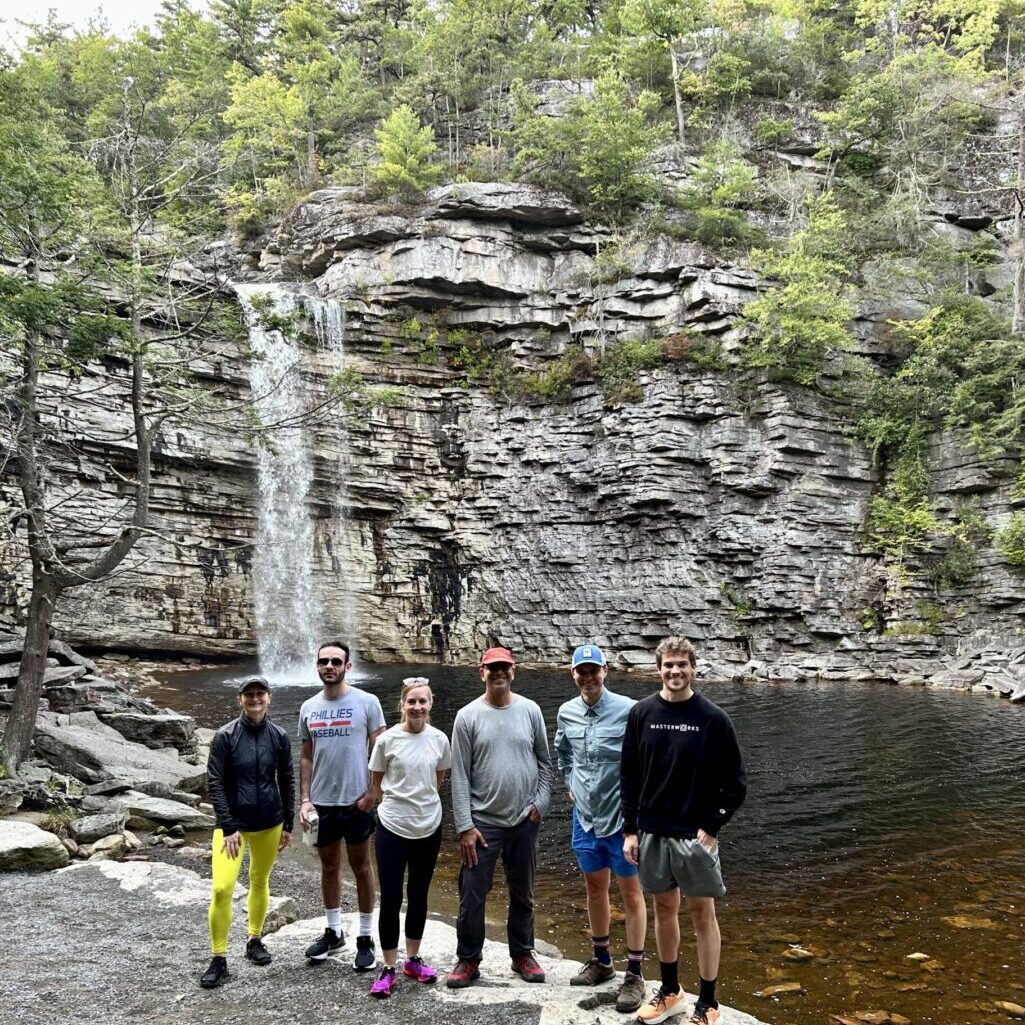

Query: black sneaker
353 935 378 972
199 955 229 989
306 927 345 961
246 936 272 966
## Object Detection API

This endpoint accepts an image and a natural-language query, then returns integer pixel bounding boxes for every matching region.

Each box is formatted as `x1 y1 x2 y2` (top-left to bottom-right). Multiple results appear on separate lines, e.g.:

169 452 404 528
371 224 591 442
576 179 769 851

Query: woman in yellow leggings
201 675 295 988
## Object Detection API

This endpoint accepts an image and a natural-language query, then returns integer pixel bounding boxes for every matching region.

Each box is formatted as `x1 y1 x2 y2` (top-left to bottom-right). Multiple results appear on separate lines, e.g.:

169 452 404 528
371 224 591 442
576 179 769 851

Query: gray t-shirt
369 723 452 839
299 686 386 807
450 694 552 834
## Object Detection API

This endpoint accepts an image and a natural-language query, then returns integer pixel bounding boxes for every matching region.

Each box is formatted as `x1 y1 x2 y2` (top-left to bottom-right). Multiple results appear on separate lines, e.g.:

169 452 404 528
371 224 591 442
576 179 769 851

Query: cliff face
5 182 1023 677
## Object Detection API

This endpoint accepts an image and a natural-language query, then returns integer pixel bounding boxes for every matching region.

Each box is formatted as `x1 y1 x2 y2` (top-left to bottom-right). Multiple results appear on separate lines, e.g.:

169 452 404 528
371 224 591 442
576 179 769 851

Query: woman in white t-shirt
366 677 452 998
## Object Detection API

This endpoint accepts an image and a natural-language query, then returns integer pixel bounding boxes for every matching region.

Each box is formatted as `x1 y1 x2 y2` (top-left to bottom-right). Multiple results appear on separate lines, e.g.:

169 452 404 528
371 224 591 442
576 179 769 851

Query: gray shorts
638 833 726 899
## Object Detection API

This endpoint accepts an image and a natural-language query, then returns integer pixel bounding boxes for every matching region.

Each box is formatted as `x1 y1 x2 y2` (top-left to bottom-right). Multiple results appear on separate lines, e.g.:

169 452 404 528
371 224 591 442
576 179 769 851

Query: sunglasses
317 657 346 667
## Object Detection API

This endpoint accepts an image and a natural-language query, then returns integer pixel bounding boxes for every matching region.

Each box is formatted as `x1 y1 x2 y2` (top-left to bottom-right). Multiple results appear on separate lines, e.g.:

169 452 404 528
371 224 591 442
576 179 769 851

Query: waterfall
234 285 358 681
235 284 321 680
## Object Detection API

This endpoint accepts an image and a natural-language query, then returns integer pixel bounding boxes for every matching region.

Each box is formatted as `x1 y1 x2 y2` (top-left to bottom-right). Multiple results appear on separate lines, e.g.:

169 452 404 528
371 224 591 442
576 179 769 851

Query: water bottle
303 808 319 846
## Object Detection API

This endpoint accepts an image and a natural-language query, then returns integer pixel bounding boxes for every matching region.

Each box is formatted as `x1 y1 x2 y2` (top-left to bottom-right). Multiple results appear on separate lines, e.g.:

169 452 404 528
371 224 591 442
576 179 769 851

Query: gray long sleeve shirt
450 694 552 834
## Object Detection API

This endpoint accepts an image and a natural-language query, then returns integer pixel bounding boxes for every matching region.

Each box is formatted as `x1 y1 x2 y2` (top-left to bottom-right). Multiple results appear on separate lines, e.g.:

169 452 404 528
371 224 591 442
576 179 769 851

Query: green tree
371 103 443 195
742 192 855 384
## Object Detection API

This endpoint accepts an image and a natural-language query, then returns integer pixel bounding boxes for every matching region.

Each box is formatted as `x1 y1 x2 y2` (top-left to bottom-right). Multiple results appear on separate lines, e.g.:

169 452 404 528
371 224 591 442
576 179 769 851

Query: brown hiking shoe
571 957 616 986
446 957 481 989
616 972 646 1013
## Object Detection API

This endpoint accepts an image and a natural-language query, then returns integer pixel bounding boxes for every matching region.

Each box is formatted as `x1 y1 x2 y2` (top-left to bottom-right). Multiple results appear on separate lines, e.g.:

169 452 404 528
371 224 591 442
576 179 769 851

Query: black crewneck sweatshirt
620 690 747 838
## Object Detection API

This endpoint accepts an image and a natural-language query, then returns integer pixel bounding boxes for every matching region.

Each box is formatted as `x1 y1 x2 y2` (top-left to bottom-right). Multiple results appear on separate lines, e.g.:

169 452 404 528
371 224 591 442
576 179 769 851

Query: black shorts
314 804 375 847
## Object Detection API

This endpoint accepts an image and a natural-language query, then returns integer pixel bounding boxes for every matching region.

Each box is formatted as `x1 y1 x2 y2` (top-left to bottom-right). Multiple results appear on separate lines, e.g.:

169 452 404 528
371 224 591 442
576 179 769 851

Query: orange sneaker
636 987 687 1024
688 1003 721 1024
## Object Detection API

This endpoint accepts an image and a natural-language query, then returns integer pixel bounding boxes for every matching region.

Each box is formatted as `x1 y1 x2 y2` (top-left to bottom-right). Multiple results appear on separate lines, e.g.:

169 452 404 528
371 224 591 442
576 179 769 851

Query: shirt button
719 808 726 814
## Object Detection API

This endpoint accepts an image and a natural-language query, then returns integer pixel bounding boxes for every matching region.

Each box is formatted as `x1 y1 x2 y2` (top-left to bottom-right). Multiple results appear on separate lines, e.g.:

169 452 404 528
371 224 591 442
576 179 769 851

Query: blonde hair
399 677 432 724
654 636 697 668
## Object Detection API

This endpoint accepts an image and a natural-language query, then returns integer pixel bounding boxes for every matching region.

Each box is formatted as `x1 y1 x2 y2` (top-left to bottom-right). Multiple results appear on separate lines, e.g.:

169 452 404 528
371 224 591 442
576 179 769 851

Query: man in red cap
446 646 552 989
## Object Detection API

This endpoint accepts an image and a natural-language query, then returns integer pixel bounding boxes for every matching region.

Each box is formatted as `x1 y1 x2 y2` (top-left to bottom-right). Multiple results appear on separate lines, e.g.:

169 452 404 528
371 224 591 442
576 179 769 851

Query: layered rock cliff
4 181 1024 680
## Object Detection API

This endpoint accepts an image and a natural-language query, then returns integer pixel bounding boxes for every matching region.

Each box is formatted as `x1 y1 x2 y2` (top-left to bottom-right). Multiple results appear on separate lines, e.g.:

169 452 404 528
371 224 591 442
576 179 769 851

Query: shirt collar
581 688 609 716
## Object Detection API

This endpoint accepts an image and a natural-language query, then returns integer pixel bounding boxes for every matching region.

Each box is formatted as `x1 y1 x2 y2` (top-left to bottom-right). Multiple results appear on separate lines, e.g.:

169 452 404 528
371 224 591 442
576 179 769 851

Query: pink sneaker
403 955 438 983
370 966 398 998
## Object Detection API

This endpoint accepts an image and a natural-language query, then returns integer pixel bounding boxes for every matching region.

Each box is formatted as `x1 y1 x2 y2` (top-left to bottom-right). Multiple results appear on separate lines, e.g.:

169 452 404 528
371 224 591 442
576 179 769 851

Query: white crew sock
326 908 342 935
359 912 374 938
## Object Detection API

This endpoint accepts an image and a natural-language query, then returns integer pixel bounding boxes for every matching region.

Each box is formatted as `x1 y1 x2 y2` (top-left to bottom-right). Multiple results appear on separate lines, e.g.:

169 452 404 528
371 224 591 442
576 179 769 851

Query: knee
584 875 608 898
210 881 234 907
689 902 717 929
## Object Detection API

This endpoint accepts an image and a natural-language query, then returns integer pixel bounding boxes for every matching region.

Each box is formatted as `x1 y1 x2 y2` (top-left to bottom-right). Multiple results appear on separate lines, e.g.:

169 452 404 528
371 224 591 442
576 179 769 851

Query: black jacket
206 715 295 835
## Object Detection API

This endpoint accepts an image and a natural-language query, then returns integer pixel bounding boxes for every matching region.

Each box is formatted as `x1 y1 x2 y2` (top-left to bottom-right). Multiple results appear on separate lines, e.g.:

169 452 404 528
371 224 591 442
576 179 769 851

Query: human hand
221 831 242 858
300 800 314 830
459 828 486 867
567 790 575 805
278 830 291 852
528 804 541 824
696 828 716 851
356 791 375 813
623 833 639 867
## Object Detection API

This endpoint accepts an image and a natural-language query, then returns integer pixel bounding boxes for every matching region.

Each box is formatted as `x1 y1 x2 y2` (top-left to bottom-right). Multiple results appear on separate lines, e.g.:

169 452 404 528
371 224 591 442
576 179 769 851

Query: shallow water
153 662 1025 1025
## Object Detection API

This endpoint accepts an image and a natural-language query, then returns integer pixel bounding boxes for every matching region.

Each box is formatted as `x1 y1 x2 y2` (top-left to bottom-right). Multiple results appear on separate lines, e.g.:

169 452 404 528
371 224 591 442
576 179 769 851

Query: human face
317 646 350 688
402 685 433 731
658 652 695 702
239 686 270 722
479 660 515 698
571 663 607 706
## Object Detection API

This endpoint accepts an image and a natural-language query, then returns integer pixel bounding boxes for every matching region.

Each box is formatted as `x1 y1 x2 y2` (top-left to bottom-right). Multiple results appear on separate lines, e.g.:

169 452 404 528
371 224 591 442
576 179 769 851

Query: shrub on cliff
370 105 443 198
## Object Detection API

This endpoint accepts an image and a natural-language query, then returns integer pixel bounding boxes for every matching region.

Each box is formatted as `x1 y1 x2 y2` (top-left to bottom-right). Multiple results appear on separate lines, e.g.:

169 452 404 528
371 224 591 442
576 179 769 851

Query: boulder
33 711 206 792
98 710 195 750
69 810 129 845
132 780 201 806
0 820 70 871
0 779 28 815
927 669 984 689
110 790 216 830
87 833 128 861
47 640 97 673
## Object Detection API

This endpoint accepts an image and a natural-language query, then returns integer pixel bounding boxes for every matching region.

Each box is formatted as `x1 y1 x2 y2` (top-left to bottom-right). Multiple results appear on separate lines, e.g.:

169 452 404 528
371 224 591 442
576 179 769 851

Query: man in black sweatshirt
621 637 747 1025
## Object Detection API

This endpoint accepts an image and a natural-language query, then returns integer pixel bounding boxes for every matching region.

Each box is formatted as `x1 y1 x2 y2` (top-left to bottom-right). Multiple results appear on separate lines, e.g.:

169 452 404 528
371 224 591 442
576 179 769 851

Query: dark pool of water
152 661 1025 1025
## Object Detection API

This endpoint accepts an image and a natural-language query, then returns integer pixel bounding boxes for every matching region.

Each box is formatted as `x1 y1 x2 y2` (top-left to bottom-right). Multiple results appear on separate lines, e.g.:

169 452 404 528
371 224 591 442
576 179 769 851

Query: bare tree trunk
307 126 317 189
2 568 58 774
669 43 686 146
1012 98 1025 339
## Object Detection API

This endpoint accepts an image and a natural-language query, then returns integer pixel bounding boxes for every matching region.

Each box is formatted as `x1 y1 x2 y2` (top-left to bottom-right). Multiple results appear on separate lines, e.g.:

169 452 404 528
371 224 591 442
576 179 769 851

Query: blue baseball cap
571 644 607 668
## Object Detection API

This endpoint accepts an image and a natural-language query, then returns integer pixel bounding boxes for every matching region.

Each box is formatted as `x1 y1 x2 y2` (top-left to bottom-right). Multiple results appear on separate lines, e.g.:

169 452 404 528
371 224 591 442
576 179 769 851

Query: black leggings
375 820 443 951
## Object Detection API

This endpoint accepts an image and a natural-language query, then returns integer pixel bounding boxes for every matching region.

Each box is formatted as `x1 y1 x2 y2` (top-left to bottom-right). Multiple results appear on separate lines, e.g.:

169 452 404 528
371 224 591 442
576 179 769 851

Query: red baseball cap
480 646 515 667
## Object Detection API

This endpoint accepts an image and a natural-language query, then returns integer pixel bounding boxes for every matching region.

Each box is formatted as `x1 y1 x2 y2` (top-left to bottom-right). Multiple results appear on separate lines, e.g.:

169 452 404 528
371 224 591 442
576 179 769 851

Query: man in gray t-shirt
446 646 552 989
298 641 386 971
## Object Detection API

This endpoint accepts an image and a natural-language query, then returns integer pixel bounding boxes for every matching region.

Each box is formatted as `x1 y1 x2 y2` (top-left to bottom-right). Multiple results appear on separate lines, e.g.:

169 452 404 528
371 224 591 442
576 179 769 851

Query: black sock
627 948 644 977
592 934 611 966
659 960 680 994
698 977 718 1008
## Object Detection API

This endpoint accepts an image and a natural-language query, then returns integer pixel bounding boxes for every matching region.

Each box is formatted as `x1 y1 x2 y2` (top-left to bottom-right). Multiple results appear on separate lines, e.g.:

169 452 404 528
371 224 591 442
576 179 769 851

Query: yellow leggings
208 824 282 955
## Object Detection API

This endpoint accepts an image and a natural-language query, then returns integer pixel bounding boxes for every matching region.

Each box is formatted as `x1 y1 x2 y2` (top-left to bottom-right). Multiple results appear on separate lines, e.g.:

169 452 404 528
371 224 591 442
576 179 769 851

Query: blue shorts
572 808 637 877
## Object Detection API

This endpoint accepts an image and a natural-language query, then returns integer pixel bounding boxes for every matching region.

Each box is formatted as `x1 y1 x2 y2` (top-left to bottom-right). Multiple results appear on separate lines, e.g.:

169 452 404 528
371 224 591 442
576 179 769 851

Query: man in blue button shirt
555 644 647 1013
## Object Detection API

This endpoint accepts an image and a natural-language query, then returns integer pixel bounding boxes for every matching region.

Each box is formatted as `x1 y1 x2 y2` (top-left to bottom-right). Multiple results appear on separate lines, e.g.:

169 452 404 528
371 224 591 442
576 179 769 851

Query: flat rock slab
33 711 205 791
0 860 767 1025
69 810 129 844
110 791 216 829
0 820 70 872
99 710 195 749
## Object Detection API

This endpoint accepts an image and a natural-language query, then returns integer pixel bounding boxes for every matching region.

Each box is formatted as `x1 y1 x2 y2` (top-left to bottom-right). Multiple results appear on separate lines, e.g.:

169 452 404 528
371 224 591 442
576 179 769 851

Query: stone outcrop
0 821 70 872
2 183 1024 680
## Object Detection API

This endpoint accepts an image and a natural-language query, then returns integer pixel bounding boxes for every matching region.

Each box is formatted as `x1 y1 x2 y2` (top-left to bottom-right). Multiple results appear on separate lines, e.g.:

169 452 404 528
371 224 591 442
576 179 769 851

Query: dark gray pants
455 816 539 960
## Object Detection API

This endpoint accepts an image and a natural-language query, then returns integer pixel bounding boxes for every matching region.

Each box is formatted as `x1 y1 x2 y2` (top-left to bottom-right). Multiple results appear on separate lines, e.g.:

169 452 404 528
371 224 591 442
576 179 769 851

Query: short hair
399 677 432 725
654 636 697 668
317 640 351 662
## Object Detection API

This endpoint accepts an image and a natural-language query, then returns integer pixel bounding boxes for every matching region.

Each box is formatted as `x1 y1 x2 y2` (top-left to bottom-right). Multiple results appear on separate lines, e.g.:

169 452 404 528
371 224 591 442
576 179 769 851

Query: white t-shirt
368 723 452 839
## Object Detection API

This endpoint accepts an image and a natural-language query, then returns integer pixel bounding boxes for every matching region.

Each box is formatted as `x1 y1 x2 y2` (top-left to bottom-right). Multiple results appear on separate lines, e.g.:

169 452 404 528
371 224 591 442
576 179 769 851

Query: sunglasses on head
317 657 346 667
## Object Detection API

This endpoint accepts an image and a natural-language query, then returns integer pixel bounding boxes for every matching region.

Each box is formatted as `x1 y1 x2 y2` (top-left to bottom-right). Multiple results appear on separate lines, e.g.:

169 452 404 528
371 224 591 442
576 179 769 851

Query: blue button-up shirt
554 688 635 839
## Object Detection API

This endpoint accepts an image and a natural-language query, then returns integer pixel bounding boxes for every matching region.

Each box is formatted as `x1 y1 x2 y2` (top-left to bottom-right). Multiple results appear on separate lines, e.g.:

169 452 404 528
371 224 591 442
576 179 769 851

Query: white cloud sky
1 1 208 50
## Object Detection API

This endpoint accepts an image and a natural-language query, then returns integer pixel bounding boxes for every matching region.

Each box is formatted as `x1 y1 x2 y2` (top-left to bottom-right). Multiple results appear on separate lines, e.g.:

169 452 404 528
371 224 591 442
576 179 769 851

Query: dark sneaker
616 972 647 1013
305 927 344 961
571 956 616 986
511 951 546 983
688 1003 720 1025
199 955 229 989
245 936 272 966
446 957 481 989
370 966 398 998
403 955 438 983
353 935 378 971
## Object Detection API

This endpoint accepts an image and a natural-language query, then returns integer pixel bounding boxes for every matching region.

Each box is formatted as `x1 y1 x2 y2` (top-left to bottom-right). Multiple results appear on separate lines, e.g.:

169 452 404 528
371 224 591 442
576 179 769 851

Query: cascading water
235 284 321 680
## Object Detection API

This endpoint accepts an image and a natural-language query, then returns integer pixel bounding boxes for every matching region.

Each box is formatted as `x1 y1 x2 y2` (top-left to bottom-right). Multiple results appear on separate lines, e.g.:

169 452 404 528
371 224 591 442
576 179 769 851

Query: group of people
199 635 747 1025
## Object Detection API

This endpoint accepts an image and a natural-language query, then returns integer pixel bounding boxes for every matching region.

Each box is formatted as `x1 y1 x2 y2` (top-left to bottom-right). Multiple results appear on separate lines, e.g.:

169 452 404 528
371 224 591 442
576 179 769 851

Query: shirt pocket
596 725 626 762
